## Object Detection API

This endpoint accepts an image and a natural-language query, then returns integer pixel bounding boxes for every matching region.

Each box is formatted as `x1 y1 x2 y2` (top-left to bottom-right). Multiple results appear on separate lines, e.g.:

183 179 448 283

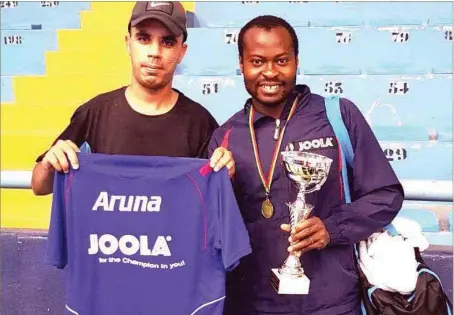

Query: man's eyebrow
248 54 265 58
247 53 290 58
135 30 150 36
162 35 177 41
275 53 290 58
134 31 176 41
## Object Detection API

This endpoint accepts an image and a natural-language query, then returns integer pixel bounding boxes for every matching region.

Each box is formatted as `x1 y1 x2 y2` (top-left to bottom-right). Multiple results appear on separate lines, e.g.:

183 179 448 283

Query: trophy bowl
281 151 332 194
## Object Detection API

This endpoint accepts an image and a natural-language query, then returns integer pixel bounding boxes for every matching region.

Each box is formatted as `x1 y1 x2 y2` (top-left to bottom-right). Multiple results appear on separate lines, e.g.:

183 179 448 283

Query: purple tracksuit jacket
208 84 404 315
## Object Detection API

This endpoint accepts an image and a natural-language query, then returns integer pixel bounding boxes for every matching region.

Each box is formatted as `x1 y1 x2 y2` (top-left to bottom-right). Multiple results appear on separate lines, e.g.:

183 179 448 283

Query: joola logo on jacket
286 137 338 152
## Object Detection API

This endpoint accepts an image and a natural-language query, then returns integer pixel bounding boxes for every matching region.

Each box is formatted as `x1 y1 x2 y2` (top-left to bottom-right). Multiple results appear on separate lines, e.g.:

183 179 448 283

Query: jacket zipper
273 119 281 140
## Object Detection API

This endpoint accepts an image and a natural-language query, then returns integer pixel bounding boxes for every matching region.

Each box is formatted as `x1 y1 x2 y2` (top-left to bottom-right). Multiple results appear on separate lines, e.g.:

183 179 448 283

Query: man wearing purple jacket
208 16 404 315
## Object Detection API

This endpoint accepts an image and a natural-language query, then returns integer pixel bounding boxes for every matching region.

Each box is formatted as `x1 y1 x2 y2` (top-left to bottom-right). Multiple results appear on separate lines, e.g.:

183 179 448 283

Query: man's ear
125 34 131 56
239 55 244 74
178 42 188 64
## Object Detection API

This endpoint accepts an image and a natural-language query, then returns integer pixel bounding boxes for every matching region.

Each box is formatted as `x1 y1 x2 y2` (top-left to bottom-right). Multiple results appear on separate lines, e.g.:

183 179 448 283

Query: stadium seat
194 2 364 28
297 27 363 75
360 2 452 26
1 30 58 50
1 1 90 30
194 2 309 28
179 28 241 75
1 49 47 75
298 74 452 142
0 76 14 103
380 141 452 181
397 207 440 232
424 232 453 246
173 75 249 125
44 50 130 76
2 104 78 133
294 2 363 27
351 75 452 142
298 74 363 101
194 2 452 28
428 26 453 74
1 132 57 169
0 30 60 76
360 28 448 75
13 74 130 106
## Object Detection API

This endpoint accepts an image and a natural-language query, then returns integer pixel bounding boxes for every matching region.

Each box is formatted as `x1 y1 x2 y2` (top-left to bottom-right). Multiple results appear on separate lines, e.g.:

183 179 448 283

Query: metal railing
2 171 33 189
1 170 452 202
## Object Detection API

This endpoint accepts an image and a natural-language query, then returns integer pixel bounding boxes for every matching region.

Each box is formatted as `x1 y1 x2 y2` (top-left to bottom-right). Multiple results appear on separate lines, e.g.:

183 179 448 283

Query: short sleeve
196 114 219 159
213 169 251 271
45 171 68 269
207 132 220 158
36 104 89 162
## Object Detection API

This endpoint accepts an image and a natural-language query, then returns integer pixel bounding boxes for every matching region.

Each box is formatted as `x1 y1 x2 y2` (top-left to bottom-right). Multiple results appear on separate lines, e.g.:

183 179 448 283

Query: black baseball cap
129 1 187 40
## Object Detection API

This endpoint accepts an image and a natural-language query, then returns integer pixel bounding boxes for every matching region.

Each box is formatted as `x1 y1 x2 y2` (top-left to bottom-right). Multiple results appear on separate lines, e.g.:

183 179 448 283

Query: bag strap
324 96 353 203
324 96 370 314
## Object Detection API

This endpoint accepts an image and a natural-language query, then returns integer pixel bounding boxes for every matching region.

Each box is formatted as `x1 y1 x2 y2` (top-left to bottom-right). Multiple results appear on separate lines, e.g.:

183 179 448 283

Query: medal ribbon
248 98 298 198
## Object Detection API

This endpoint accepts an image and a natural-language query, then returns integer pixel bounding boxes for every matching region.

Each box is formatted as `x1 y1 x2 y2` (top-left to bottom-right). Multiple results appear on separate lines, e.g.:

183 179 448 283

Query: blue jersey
46 153 251 315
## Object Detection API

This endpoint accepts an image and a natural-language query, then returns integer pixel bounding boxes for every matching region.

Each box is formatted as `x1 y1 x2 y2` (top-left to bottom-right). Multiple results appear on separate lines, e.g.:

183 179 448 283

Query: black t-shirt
37 87 219 161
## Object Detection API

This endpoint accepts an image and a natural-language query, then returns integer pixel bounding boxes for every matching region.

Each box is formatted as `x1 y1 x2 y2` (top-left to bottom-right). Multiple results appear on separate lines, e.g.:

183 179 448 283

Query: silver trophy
270 151 332 294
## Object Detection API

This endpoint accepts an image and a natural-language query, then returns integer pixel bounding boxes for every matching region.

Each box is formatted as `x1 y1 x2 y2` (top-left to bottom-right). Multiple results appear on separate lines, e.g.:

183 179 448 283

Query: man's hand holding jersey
42 140 81 173
210 146 235 178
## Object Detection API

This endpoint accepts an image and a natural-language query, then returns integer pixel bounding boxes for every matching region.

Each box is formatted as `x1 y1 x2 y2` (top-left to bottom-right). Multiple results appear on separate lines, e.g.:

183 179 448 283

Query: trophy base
270 269 310 295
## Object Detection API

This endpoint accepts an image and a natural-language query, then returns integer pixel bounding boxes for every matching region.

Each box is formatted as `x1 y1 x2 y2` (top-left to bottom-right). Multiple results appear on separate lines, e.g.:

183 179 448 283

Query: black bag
358 247 453 315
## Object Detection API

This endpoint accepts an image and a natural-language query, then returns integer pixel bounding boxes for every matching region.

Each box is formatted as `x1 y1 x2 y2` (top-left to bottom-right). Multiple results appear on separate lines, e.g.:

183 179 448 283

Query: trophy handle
300 170 328 194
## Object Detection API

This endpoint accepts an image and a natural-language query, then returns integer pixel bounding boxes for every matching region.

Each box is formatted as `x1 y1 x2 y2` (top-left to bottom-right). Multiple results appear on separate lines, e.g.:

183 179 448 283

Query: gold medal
249 97 299 219
261 198 274 219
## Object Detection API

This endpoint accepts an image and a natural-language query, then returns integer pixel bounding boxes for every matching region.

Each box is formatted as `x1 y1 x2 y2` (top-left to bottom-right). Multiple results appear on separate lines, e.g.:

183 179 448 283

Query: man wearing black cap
31 1 234 195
